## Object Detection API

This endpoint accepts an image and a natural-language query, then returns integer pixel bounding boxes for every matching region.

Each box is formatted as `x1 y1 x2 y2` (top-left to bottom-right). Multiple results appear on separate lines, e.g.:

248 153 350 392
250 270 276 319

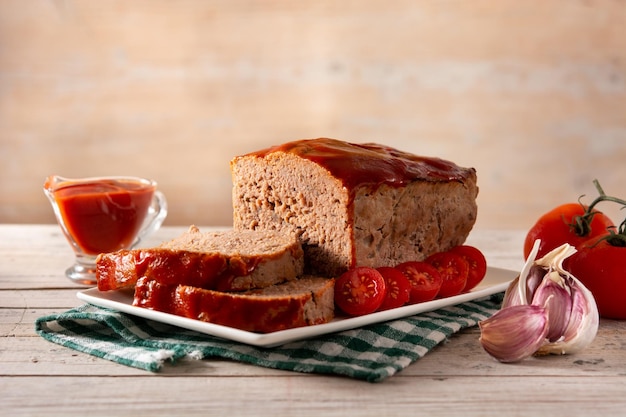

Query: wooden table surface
1 224 625 416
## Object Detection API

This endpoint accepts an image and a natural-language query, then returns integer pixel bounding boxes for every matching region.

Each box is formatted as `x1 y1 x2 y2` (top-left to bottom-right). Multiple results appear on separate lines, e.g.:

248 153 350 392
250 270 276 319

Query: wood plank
0 308 60 337
0 289 84 309
2 375 626 417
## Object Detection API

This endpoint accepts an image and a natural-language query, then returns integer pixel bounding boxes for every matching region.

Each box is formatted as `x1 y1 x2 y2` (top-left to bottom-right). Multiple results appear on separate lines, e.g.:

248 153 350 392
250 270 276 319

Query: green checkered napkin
35 293 503 383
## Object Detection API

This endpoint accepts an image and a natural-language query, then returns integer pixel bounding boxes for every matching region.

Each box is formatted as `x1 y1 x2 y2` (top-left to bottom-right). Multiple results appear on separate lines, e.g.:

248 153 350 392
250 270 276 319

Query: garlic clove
531 271 572 342
502 238 544 309
502 265 546 309
537 276 599 355
501 275 521 308
479 304 549 363
525 266 546 302
516 239 541 304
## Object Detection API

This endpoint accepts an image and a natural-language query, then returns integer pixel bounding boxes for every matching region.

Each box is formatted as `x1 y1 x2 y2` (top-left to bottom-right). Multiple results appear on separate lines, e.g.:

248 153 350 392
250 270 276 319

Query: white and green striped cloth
35 293 503 382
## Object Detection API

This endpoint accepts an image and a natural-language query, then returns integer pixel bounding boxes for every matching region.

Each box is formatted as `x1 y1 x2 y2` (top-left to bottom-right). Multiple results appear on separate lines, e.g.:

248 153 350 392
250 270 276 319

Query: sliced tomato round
395 261 443 304
334 267 387 316
376 267 411 311
450 245 488 292
425 251 469 298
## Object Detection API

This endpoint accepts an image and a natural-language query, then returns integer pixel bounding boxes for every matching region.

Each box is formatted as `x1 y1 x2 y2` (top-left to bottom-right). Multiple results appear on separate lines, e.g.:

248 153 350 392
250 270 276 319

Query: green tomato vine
573 180 626 247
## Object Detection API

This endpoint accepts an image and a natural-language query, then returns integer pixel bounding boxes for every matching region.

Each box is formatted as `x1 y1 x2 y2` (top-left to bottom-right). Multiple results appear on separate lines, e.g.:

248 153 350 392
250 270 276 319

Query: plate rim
77 266 516 348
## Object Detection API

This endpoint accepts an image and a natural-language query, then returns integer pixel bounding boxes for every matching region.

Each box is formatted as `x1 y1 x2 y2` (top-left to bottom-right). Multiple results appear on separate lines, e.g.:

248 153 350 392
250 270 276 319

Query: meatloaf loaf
96 225 304 292
133 275 335 333
231 138 478 276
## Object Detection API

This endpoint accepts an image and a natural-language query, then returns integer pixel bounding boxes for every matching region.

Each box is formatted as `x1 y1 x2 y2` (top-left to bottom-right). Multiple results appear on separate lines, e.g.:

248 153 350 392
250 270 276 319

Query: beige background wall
1 0 625 231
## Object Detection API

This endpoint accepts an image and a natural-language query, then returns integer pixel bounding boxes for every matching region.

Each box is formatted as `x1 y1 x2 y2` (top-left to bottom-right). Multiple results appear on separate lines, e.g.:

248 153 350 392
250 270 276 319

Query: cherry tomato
395 261 443 303
568 236 626 320
376 267 411 311
450 245 488 292
426 252 469 298
523 203 614 260
334 267 386 316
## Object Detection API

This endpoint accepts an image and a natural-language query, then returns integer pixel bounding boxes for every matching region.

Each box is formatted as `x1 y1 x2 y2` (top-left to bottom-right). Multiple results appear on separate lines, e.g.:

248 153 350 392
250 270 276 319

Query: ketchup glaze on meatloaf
248 138 474 191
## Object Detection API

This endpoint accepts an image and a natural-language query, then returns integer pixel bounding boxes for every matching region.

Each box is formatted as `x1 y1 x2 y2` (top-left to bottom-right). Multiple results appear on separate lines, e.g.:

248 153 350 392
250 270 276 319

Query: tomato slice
450 245 488 292
334 267 387 316
425 252 469 298
376 267 411 311
395 261 443 303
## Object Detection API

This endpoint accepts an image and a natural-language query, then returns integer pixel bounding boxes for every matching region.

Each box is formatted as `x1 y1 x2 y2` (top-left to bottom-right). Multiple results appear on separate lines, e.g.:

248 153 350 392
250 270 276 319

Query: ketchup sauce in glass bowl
44 175 167 286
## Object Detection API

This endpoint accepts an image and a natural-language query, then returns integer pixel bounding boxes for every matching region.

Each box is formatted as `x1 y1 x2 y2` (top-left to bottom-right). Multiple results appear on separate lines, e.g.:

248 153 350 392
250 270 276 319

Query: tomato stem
603 218 626 247
572 179 626 237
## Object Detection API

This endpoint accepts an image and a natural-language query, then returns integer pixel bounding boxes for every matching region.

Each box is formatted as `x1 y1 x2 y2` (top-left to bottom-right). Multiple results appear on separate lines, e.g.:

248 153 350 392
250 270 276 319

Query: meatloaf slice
231 138 478 276
133 275 335 333
96 225 304 292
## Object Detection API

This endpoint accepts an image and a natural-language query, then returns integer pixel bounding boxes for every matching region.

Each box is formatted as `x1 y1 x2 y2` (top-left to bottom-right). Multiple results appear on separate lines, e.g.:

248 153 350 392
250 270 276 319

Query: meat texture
231 138 478 276
96 226 304 292
133 275 335 333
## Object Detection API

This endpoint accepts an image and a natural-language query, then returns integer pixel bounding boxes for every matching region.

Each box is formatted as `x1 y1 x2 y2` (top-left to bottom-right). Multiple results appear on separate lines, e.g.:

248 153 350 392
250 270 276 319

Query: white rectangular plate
77 266 516 348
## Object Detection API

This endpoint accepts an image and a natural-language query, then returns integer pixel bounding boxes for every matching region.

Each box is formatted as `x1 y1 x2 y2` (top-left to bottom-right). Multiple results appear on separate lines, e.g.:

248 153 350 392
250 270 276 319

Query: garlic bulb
479 240 599 362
